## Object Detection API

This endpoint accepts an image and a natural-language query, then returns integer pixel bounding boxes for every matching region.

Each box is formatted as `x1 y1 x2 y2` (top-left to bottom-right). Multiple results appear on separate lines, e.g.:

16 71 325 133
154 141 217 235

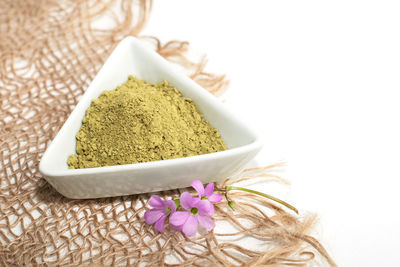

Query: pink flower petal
194 199 212 215
170 223 183 231
197 214 215 231
207 202 215 216
182 215 198 237
144 209 165 225
180 192 194 210
165 200 176 212
208 193 222 203
169 211 189 227
148 195 165 209
190 180 205 196
204 183 214 197
192 197 201 205
154 214 167 232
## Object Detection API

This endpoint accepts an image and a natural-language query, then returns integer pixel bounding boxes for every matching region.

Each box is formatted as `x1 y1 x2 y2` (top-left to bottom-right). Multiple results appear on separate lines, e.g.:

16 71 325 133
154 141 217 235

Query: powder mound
68 75 227 168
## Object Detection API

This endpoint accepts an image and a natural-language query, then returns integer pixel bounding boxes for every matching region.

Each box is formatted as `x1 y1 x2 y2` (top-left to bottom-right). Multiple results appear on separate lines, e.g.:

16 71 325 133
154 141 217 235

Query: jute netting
0 0 335 266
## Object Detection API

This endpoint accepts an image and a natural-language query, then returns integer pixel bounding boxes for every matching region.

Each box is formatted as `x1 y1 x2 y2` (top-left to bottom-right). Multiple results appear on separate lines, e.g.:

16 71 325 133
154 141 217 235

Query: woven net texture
0 0 335 266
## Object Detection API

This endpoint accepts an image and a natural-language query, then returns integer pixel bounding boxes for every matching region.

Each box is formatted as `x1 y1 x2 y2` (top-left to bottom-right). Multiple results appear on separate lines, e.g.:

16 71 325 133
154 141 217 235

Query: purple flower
169 192 215 237
144 195 176 232
191 180 222 215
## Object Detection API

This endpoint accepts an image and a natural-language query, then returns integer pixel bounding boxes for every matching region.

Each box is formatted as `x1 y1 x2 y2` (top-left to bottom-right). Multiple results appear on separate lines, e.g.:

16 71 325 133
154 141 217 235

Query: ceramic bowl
39 36 262 199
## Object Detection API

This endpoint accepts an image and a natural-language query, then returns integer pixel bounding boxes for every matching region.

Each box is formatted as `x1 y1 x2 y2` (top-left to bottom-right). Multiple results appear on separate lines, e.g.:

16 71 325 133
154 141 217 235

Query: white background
143 1 400 266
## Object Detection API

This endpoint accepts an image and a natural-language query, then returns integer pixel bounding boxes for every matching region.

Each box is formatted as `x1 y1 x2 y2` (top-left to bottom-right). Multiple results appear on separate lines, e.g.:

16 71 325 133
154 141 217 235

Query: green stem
225 186 299 214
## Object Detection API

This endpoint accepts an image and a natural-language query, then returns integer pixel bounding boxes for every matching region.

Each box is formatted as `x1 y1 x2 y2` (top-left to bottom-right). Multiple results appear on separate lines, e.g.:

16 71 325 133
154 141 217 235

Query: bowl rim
39 140 262 177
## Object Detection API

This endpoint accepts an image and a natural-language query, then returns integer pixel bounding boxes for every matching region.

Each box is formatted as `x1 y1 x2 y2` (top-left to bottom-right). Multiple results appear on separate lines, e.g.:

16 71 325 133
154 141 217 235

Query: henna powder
67 75 227 169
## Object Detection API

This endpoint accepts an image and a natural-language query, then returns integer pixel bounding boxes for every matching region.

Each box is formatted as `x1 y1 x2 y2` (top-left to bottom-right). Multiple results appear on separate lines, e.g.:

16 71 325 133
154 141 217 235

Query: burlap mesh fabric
0 0 335 266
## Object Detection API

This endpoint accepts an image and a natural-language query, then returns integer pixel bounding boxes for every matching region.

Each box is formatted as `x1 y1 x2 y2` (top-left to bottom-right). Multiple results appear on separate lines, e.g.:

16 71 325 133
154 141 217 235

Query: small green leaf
228 200 235 211
174 198 180 209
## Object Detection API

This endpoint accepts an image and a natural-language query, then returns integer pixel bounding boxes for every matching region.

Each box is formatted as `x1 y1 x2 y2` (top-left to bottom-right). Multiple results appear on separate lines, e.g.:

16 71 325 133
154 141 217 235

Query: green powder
67 75 227 169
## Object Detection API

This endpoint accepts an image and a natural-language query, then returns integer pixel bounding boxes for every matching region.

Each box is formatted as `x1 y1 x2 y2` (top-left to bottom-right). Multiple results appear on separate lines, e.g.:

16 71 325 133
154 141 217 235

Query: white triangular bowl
39 37 262 199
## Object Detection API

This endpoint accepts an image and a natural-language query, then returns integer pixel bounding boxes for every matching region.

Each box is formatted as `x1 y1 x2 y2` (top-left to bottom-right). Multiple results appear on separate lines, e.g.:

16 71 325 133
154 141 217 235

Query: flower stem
225 186 298 214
